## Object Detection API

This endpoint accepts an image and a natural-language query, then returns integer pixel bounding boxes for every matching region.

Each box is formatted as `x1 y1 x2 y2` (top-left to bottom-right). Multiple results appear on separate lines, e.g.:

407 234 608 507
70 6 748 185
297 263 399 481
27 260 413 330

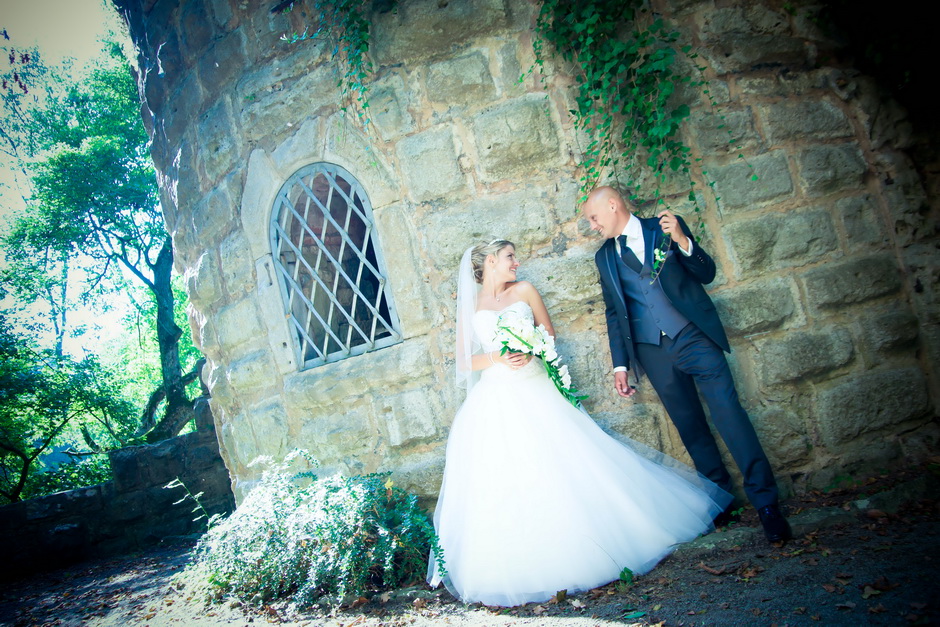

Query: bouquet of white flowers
493 309 587 408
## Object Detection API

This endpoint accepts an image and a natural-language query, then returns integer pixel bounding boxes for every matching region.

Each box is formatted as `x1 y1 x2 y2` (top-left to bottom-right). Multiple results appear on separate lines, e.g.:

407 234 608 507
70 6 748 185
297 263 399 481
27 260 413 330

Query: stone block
591 404 667 453
364 72 416 142
426 51 497 108
296 405 379 470
802 254 901 310
225 349 279 400
712 278 796 337
816 368 930 447
749 404 812 466
372 203 434 338
239 62 340 146
188 304 222 358
496 41 525 97
878 152 930 247
224 411 263 469
283 338 436 416
472 95 562 183
178 0 214 67
836 194 887 248
688 107 761 155
241 149 281 261
518 247 605 319
109 446 148 493
371 0 511 65
396 125 467 203
195 98 239 188
859 308 919 355
164 75 205 148
216 297 264 350
271 117 325 176
387 451 446 500
761 100 854 144
698 6 808 73
191 179 237 245
184 251 222 308
754 327 854 386
378 388 441 447
210 0 236 31
723 209 837 279
197 30 247 98
219 230 254 295
421 187 557 264
323 113 401 210
797 144 867 197
710 150 793 212
254 255 300 375
246 400 291 459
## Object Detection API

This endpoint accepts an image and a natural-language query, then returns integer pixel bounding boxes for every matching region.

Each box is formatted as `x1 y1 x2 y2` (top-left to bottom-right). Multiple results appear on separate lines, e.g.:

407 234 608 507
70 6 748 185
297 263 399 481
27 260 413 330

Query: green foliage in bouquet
185 451 443 607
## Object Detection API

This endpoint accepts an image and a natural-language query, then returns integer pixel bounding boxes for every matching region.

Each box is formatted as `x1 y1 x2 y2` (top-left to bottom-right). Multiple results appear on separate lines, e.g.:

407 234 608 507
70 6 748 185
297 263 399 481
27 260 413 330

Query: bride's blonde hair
470 239 514 284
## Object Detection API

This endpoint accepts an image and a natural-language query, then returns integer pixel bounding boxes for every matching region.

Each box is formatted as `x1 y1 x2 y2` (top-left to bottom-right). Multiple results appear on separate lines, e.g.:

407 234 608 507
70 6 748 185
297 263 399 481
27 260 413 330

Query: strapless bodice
473 300 534 353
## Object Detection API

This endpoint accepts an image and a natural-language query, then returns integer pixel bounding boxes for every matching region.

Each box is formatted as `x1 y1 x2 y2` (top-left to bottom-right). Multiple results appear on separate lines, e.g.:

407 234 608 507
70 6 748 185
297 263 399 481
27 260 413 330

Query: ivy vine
276 0 375 125
532 0 721 213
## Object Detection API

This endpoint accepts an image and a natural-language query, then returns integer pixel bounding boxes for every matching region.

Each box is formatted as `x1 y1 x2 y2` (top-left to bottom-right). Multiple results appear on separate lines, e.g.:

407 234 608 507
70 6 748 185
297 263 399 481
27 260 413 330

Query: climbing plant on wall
532 0 722 211
277 0 377 125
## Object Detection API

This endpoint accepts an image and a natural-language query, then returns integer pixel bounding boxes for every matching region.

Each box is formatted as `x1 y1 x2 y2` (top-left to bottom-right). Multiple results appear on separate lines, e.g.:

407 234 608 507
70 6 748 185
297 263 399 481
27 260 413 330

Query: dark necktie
618 235 642 273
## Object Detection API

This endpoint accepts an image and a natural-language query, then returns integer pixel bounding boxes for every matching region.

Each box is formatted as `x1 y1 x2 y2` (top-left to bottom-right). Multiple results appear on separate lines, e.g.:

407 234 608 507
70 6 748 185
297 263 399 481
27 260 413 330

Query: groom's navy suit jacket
595 215 730 374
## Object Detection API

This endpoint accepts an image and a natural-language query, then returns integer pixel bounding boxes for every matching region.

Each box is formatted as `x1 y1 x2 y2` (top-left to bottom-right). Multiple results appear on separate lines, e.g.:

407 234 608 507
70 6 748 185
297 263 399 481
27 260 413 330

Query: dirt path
3 466 938 627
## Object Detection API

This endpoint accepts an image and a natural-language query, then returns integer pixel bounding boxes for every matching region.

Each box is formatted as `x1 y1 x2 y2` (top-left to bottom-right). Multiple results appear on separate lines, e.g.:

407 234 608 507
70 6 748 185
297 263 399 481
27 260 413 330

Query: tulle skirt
427 358 732 607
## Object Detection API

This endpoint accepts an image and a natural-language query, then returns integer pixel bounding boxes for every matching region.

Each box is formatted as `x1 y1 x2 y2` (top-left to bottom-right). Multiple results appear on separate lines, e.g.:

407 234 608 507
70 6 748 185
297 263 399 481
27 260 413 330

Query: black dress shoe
713 504 740 528
757 503 792 543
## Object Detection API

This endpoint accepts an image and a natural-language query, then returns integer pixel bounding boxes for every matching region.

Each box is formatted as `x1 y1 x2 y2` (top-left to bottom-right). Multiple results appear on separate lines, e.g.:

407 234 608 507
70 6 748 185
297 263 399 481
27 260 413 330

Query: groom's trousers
634 323 779 508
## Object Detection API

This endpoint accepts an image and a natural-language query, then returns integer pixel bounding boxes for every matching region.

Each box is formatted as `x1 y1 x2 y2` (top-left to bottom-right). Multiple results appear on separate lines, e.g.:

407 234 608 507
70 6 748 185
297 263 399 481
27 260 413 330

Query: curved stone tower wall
114 0 938 501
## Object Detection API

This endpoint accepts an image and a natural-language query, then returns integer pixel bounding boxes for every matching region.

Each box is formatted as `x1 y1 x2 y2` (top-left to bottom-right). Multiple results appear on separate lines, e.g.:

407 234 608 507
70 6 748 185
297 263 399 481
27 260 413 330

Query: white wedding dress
427 301 732 607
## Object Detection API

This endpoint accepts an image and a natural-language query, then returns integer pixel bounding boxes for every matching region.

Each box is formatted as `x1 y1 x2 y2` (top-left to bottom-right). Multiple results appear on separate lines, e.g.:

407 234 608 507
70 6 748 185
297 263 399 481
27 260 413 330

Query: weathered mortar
114 0 939 502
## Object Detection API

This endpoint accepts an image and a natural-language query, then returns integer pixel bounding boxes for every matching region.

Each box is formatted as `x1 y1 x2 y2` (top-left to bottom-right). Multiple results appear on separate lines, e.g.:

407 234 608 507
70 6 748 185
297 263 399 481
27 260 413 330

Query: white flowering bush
494 310 587 407
184 451 443 607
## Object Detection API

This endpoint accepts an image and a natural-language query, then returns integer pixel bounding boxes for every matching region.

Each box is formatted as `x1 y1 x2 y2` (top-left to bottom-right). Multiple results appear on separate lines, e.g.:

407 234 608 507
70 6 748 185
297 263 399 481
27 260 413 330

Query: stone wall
113 0 938 503
0 416 234 580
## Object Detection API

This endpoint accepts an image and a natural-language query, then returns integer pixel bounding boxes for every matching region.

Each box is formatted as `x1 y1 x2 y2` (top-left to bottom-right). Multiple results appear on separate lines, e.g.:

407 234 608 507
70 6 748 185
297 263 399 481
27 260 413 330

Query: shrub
23 453 112 499
185 451 443 607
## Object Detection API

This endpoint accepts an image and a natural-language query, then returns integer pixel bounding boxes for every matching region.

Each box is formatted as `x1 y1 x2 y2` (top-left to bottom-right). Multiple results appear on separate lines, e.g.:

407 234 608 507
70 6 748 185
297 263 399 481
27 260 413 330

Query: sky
1 0 138 356
0 0 121 66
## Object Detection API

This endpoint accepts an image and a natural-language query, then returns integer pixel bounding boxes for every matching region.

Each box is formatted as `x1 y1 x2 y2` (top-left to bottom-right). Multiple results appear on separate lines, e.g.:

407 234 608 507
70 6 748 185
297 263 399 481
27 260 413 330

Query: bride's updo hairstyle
470 239 514 284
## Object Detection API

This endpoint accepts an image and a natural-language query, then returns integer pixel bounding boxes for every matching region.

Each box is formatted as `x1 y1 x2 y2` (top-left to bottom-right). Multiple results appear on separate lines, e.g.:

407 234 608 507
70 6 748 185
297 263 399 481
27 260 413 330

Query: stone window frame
269 162 402 370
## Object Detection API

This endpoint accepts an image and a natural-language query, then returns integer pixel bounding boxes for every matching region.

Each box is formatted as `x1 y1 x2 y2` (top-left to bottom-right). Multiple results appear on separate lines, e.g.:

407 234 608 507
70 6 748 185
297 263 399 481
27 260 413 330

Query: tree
3 42 200 445
0 312 133 503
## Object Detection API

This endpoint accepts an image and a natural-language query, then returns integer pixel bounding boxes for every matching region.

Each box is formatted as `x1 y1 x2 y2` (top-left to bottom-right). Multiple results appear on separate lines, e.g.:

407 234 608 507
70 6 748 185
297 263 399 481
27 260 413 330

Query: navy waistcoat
615 253 689 344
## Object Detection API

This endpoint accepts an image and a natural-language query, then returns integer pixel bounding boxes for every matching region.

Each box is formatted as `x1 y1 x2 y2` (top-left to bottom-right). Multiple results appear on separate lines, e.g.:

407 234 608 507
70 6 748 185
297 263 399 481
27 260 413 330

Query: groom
581 186 791 544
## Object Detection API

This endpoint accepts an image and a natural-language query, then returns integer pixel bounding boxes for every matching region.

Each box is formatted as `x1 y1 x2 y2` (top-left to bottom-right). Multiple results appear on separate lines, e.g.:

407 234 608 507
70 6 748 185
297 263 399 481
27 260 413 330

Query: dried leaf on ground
699 562 725 576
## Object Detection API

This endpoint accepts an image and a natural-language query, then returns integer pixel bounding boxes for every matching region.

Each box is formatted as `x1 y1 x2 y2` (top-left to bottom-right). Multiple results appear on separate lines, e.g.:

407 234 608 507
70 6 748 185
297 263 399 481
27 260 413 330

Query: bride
427 239 732 607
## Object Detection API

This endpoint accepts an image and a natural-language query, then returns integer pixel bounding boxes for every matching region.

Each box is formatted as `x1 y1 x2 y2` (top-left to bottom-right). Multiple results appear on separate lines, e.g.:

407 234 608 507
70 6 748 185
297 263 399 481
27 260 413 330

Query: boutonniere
650 233 672 284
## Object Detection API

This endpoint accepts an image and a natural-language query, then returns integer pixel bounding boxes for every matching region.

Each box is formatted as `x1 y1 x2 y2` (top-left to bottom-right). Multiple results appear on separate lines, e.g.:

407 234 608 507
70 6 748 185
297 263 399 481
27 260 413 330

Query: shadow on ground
2 464 938 626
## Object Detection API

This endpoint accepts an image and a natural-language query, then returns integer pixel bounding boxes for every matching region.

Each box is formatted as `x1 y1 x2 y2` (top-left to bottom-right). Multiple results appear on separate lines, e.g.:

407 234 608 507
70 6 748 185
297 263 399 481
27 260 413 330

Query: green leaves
280 1 374 125
187 451 442 607
533 0 704 211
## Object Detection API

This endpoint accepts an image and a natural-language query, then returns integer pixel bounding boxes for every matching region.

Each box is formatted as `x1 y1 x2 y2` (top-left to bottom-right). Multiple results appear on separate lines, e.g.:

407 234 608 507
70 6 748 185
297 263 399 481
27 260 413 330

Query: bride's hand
502 351 531 369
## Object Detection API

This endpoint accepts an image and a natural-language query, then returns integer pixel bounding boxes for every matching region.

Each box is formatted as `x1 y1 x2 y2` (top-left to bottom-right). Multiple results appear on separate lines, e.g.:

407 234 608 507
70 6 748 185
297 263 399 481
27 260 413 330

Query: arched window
270 163 402 370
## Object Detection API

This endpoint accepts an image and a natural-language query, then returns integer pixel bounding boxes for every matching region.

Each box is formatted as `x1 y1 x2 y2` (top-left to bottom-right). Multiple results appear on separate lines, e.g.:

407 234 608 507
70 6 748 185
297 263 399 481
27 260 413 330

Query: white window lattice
270 163 402 370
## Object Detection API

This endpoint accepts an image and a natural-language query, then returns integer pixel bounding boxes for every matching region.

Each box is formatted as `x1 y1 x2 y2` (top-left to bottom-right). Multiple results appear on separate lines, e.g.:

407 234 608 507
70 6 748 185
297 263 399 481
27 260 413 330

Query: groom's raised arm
672 215 716 285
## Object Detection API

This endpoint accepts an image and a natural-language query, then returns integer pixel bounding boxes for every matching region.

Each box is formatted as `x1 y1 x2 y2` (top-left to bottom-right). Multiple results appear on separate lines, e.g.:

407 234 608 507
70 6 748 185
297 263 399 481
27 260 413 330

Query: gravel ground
2 464 938 627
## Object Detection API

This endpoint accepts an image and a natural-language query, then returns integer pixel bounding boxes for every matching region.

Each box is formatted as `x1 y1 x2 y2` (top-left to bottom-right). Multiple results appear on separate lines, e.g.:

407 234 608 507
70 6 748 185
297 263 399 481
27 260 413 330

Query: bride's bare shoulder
510 280 540 298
